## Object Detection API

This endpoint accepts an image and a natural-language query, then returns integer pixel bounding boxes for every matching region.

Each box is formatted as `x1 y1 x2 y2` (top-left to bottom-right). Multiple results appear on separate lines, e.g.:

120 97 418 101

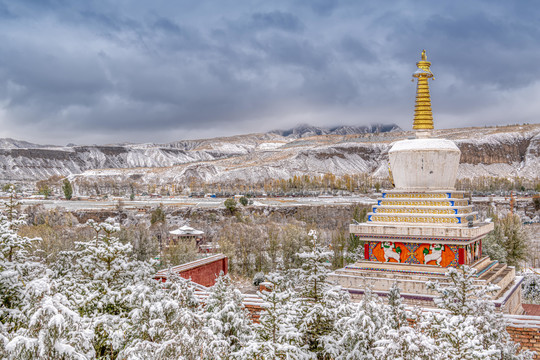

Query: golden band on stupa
412 49 434 130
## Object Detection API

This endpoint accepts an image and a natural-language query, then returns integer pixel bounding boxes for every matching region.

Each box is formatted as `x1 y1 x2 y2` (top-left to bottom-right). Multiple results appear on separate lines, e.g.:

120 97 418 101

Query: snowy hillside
0 124 538 184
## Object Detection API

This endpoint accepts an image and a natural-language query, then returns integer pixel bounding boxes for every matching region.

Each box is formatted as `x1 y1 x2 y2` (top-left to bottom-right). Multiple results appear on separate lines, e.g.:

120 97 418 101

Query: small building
169 225 205 246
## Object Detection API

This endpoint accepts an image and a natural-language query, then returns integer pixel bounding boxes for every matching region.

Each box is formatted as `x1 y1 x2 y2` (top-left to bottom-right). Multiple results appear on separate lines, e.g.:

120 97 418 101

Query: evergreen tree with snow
484 213 530 270
5 277 94 360
237 273 310 360
425 266 534 360
325 287 383 360
0 186 43 338
374 282 435 360
0 186 92 359
52 218 156 357
522 272 540 304
119 273 209 359
54 219 155 316
203 274 253 360
293 230 350 359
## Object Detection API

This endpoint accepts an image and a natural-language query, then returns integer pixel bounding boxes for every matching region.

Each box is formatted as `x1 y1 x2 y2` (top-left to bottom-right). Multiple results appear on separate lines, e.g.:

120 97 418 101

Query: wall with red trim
179 257 228 287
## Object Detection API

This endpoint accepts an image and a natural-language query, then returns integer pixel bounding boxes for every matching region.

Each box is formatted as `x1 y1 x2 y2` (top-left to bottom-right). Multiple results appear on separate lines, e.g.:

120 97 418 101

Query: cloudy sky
0 0 539 145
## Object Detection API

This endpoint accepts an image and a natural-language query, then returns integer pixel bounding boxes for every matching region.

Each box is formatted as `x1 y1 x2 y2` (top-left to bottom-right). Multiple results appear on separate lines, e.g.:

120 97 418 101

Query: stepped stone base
330 256 524 314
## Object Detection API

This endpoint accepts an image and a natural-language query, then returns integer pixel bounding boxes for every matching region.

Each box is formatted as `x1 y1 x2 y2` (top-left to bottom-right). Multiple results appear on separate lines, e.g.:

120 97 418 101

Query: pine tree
236 273 310 360
62 179 73 200
483 213 530 269
425 266 534 360
0 186 42 329
374 282 435 360
0 187 92 359
5 277 94 360
119 273 208 359
294 230 349 359
203 274 253 359
325 288 383 360
53 218 156 357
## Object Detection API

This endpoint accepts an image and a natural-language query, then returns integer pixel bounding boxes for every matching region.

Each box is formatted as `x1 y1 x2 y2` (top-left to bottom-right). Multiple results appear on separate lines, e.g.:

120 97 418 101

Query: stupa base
329 256 524 314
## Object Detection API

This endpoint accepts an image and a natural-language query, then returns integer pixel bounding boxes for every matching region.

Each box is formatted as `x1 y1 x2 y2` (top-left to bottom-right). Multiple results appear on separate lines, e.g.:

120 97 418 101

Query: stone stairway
329 256 521 313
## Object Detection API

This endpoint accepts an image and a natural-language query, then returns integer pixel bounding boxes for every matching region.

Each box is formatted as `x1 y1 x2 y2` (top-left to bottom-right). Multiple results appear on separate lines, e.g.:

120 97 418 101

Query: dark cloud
251 11 304 32
0 0 538 145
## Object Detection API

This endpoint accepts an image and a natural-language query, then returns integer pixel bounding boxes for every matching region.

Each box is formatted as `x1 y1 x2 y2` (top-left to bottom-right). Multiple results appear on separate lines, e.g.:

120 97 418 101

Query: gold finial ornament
412 49 434 131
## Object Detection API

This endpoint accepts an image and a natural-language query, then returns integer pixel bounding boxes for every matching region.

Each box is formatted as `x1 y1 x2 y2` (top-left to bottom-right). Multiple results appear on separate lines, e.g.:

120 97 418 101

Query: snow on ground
15 196 376 211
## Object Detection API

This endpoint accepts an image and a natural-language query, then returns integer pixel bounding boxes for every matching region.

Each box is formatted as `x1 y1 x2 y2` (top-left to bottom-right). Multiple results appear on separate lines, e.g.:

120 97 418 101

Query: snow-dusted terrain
0 124 538 185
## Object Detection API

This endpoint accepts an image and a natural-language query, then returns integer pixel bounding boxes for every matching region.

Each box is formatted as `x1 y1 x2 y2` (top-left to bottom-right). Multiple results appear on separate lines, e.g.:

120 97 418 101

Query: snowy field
14 195 377 211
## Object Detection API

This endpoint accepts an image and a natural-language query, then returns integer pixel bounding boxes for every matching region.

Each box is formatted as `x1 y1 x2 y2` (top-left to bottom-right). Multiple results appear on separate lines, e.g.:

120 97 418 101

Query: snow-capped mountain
0 124 538 185
269 124 401 138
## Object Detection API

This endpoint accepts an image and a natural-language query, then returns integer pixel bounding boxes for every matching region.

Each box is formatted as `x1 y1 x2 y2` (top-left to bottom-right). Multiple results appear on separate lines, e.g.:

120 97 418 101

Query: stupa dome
389 138 460 190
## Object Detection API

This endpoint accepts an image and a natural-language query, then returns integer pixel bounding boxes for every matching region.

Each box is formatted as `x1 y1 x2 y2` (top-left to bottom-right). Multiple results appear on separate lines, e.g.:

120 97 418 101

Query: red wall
178 257 228 287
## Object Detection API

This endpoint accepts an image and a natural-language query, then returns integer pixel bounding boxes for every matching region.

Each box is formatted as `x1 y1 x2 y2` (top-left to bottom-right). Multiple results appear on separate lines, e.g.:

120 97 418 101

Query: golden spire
412 49 434 130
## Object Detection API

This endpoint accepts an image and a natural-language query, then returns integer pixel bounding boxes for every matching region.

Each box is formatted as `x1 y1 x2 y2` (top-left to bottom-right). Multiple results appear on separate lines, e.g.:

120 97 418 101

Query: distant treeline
33 173 540 198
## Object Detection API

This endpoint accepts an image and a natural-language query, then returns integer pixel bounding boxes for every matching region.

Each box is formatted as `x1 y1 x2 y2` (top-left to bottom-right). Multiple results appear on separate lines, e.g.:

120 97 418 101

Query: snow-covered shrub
252 271 265 286
522 273 540 304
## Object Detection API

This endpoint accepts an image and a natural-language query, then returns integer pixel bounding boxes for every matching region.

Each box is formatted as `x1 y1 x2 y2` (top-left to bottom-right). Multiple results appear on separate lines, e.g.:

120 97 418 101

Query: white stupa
330 50 523 314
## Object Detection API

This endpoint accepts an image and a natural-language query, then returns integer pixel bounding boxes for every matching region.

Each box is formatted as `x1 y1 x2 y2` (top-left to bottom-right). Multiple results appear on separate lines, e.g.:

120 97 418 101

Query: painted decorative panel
367 241 461 267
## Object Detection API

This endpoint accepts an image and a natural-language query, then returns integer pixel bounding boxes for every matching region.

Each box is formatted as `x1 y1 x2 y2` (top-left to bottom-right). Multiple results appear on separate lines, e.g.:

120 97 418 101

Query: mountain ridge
0 124 538 186
0 123 401 150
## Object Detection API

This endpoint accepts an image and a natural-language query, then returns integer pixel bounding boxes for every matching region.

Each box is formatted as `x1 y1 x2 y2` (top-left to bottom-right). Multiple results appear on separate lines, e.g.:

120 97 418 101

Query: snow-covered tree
52 218 156 357
325 288 383 360
374 282 435 360
5 277 94 360
484 213 530 269
293 230 351 359
237 273 310 360
522 273 540 303
425 266 534 360
54 219 155 315
119 274 208 359
204 274 253 359
0 186 43 338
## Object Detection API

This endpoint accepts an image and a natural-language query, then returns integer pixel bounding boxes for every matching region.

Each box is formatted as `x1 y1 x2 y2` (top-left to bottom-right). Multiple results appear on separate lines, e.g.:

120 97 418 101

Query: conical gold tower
412 49 434 131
